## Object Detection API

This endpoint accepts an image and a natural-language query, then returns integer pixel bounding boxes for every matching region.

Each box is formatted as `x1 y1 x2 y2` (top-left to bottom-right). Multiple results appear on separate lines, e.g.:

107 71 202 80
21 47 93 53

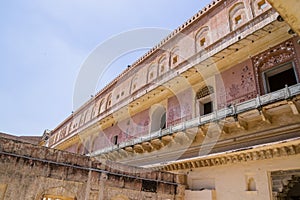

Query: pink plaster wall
216 59 257 108
91 109 150 152
49 0 275 148
167 89 193 126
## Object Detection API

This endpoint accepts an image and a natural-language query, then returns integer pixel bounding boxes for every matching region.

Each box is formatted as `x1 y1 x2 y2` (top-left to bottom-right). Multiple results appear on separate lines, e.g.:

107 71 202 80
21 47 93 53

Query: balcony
89 83 300 162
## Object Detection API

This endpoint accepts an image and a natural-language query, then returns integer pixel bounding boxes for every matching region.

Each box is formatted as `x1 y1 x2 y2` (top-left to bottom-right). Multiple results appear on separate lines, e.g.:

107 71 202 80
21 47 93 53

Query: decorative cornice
154 138 300 171
66 1 224 117
49 7 281 148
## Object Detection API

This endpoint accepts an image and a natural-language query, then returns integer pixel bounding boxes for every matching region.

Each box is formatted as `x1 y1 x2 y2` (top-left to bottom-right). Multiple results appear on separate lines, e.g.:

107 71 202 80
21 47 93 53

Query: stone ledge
0 136 181 185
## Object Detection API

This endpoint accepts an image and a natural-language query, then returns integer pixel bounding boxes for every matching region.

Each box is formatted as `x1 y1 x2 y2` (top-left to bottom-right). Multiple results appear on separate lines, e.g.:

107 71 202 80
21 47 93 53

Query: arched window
106 93 112 109
195 26 210 51
170 47 180 69
147 63 158 83
229 2 247 31
98 99 105 115
130 74 139 93
251 0 270 17
158 55 168 76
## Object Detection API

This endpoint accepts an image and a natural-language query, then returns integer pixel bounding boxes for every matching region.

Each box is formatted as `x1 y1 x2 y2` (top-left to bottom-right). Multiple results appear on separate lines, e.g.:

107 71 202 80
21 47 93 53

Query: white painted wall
183 154 300 200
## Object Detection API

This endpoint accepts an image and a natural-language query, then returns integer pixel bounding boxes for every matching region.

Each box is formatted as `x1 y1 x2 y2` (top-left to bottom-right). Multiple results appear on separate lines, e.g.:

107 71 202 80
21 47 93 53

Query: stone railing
90 83 300 156
49 8 278 148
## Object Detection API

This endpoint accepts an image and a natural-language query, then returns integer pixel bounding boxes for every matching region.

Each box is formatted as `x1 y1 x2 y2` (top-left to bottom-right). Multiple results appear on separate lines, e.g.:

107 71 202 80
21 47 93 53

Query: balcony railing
90 83 300 156
49 9 279 148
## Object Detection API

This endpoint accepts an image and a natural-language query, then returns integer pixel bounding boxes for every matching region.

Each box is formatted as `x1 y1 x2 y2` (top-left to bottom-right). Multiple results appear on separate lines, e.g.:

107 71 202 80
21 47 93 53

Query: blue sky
0 0 211 136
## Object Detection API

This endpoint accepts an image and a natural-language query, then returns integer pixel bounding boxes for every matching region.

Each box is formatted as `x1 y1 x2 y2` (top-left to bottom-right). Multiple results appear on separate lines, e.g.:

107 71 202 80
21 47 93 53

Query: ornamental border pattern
159 139 300 171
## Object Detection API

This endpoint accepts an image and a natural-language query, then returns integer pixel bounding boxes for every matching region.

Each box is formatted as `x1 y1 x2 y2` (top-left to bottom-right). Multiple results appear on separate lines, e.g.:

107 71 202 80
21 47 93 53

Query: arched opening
147 63 158 83
229 2 247 31
170 47 180 68
106 93 112 109
251 0 270 17
98 99 105 115
130 74 139 94
195 26 209 52
158 55 168 76
149 104 166 132
247 177 257 191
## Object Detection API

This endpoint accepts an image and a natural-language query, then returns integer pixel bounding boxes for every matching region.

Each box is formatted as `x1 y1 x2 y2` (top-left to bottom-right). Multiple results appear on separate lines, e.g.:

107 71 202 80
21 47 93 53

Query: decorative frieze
160 142 300 171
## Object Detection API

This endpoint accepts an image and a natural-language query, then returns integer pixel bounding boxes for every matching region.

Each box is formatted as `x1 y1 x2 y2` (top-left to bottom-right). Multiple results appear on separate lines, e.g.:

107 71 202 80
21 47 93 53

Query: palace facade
39 0 300 199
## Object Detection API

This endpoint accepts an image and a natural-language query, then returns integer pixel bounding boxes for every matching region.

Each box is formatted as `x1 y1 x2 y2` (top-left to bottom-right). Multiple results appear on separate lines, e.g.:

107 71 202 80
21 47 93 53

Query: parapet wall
0 136 185 200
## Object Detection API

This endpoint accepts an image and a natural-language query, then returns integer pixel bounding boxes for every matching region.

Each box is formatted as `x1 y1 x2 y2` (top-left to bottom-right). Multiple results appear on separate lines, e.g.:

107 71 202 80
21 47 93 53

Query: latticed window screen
196 86 214 99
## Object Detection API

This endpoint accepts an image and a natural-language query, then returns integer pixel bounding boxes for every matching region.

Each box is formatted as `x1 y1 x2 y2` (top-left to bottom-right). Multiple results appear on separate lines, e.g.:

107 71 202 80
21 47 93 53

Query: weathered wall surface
216 36 300 108
252 38 300 95
184 153 300 200
0 137 185 200
48 0 276 149
216 59 257 108
167 89 194 126
60 34 300 155
267 0 300 35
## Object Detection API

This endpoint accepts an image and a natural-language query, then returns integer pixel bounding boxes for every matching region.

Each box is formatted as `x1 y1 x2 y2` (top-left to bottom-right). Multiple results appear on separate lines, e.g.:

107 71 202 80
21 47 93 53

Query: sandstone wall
0 137 185 200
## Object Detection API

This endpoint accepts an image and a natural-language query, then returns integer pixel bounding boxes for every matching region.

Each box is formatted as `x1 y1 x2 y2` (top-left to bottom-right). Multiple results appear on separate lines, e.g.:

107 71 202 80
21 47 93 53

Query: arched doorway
149 104 166 132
